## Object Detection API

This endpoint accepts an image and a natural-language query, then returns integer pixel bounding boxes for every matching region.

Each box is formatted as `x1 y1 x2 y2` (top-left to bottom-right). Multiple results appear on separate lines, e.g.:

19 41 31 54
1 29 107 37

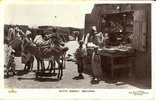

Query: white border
0 1 155 100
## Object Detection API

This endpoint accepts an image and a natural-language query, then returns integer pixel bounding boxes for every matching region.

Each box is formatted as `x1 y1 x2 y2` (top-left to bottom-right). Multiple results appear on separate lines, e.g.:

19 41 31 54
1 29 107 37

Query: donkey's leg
48 57 53 73
30 62 33 71
40 60 44 72
36 60 40 79
27 63 31 72
51 58 56 74
42 60 45 71
24 64 27 71
59 55 65 80
52 60 56 73
49 58 56 74
47 61 51 70
55 58 61 80
60 56 65 80
60 62 63 80
56 57 63 80
37 60 40 72
49 60 53 73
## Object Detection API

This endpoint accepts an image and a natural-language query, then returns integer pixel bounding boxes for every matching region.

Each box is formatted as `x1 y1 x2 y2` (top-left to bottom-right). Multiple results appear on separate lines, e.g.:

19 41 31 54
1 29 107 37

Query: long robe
91 52 103 78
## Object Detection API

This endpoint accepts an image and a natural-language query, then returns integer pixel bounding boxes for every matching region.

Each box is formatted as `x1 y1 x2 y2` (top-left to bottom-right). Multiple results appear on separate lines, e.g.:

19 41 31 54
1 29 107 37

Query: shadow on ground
4 74 15 79
16 71 59 82
17 77 59 82
35 78 59 82
16 70 30 76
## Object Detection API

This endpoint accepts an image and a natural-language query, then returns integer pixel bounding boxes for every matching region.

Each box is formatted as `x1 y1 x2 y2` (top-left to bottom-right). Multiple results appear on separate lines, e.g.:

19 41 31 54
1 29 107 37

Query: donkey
20 31 68 80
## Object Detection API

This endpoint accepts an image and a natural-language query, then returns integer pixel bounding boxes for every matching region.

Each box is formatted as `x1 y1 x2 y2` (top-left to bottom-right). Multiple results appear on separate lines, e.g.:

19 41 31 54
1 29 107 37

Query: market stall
83 4 150 81
83 45 135 80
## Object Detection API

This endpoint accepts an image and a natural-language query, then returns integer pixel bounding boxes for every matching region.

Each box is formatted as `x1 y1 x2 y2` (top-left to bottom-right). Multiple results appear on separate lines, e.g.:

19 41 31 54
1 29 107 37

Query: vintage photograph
4 3 151 89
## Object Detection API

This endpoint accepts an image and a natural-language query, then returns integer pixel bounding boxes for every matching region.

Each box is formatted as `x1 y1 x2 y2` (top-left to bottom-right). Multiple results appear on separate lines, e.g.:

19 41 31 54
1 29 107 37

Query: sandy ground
4 40 139 89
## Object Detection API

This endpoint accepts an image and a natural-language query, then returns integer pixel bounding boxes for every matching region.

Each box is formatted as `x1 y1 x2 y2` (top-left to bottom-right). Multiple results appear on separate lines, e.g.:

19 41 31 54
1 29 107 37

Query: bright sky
4 3 94 28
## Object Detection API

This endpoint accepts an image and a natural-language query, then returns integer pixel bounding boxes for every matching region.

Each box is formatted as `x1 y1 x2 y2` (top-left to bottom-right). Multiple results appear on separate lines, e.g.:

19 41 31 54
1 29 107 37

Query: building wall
85 14 95 34
132 4 151 87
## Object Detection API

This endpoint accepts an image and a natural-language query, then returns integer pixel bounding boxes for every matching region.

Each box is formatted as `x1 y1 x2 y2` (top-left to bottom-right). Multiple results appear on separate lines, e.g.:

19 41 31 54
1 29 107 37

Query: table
99 49 135 80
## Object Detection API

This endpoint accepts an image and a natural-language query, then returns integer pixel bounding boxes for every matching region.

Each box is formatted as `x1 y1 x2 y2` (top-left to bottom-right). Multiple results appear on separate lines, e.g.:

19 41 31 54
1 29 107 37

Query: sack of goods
33 35 49 46
87 42 98 48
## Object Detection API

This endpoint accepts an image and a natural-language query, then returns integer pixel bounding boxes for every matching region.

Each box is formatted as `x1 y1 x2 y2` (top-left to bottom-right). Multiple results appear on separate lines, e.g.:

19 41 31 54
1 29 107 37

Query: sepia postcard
0 1 155 100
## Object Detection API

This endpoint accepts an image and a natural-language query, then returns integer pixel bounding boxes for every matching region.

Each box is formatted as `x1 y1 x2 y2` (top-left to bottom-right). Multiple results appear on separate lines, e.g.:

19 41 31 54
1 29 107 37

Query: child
73 40 85 80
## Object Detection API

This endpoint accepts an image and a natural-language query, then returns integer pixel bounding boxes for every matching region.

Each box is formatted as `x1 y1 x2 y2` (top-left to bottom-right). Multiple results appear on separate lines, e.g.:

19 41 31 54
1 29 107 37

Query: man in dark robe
73 40 85 80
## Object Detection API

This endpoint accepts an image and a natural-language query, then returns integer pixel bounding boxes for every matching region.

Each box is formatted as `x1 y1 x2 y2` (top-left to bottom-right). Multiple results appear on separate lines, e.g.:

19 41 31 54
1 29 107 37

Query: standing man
26 30 32 41
84 26 103 84
73 40 85 80
84 26 98 47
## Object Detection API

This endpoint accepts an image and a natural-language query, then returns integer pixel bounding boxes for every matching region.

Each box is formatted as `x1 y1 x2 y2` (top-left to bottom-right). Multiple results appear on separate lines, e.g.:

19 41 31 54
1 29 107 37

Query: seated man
33 28 68 56
33 33 53 57
33 34 50 46
45 28 68 52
